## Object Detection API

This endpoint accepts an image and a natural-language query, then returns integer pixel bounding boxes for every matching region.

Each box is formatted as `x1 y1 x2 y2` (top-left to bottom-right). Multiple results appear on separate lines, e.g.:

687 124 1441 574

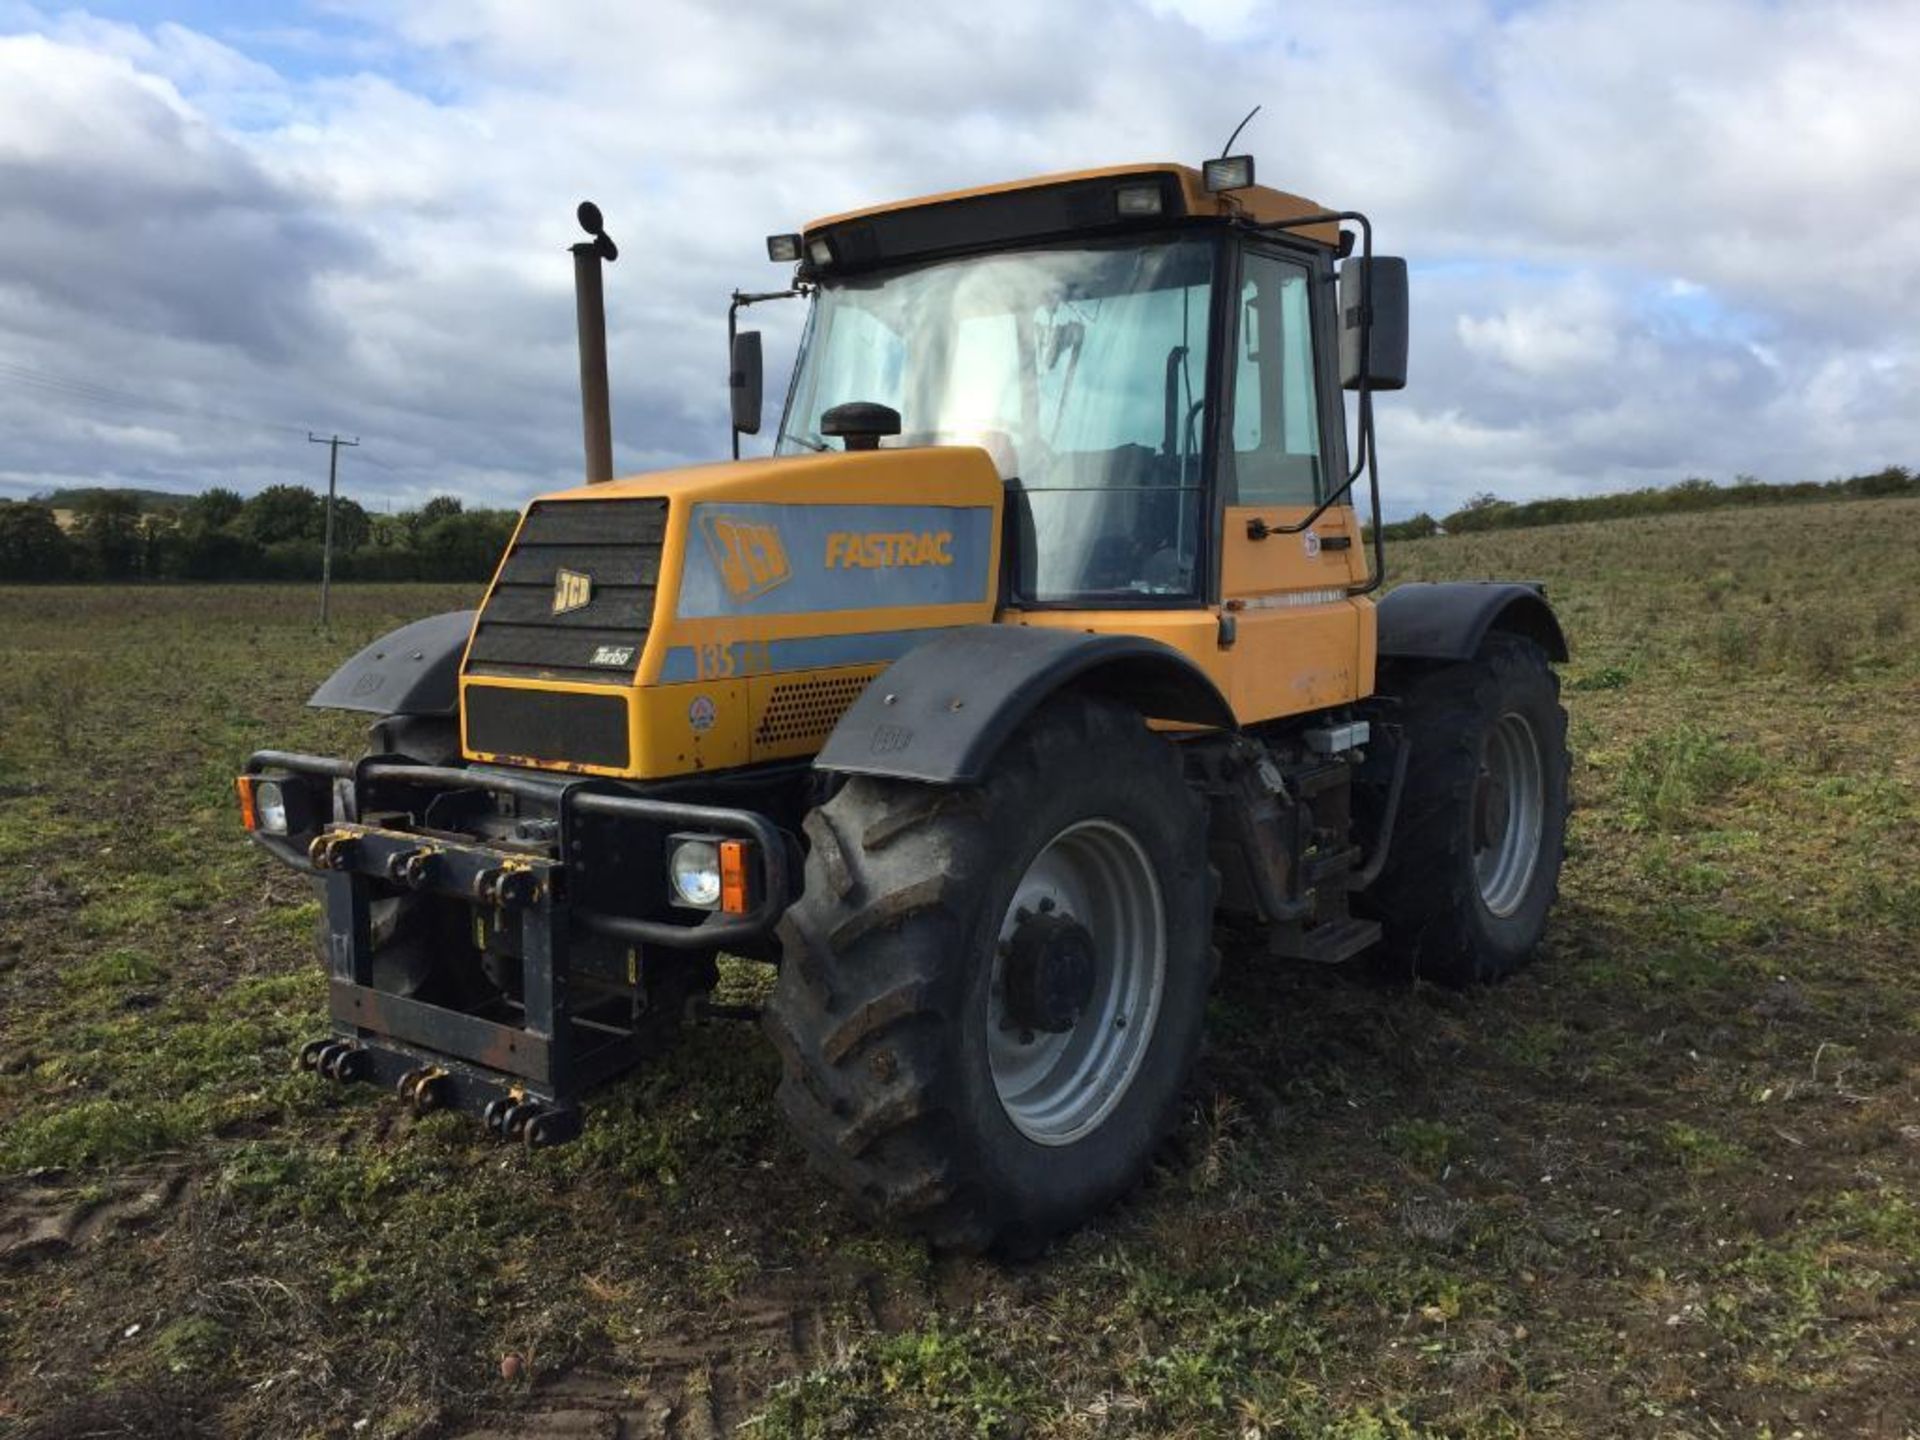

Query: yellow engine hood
458 446 1005 778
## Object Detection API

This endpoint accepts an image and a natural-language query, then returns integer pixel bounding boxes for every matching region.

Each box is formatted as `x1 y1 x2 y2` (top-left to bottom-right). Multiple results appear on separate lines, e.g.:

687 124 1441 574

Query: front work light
766 233 802 263
1115 183 1164 217
1202 154 1256 193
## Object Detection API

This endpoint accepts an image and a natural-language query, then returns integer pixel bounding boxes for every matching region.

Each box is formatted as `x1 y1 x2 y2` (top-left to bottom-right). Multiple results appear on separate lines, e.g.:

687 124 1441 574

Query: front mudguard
307 610 476 717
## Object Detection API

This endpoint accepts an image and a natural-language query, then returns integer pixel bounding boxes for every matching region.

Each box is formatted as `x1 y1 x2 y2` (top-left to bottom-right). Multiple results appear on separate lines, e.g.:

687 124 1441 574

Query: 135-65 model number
694 639 772 680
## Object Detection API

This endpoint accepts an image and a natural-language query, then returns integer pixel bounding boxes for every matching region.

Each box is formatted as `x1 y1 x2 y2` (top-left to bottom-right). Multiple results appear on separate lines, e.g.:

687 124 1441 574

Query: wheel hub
1473 711 1546 918
987 818 1168 1147
1001 908 1097 1035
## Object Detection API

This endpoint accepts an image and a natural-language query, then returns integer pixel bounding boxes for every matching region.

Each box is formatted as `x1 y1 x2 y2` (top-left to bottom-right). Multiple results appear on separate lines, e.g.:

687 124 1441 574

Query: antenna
1219 104 1261 158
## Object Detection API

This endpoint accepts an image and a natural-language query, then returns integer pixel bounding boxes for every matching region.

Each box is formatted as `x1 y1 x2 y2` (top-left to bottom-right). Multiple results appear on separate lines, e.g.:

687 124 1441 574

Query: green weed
1662 1121 1746 1172
147 1316 233 1377
1568 664 1631 692
1381 1118 1467 1173
1617 724 1762 831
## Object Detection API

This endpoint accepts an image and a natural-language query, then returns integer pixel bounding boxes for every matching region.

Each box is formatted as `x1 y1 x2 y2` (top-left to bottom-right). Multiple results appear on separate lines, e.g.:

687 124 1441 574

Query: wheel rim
987 818 1167 1147
1474 711 1545 918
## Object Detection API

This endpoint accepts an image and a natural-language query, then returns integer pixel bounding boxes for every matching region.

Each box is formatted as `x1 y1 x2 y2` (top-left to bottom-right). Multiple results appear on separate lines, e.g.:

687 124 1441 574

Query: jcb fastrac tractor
240 156 1569 1251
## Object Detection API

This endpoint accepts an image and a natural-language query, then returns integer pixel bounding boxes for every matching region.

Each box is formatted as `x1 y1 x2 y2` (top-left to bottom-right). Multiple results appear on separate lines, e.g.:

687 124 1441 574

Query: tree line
0 485 518 582
5 465 1917 582
1373 465 1918 542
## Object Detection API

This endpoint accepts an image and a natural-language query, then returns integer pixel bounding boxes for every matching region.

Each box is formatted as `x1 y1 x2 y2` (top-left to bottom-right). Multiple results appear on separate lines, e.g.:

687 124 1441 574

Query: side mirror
1338 257 1408 392
730 330 764 435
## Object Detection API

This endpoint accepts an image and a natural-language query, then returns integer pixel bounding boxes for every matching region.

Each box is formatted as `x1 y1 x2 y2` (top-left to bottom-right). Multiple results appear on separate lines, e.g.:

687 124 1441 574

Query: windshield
777 238 1215 603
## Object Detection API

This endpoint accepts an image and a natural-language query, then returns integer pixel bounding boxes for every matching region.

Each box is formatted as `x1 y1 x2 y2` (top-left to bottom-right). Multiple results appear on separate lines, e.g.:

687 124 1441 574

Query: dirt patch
457 1261 917 1439
0 1164 190 1268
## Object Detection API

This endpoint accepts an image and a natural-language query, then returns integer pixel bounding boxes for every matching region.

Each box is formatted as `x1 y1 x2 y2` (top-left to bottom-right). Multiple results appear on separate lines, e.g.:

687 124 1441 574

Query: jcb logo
552 568 593 615
700 513 791 602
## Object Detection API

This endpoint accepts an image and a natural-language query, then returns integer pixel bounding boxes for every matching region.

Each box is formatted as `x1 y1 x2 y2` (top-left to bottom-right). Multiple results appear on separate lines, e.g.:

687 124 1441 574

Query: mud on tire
764 694 1213 1253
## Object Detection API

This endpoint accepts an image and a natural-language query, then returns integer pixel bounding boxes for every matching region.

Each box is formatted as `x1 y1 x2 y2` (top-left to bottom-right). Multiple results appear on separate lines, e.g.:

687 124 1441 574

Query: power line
0 359 430 482
0 359 313 438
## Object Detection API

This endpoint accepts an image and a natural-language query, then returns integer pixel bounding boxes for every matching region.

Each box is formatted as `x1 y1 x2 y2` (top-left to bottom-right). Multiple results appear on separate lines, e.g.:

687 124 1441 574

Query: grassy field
2 498 1917 1439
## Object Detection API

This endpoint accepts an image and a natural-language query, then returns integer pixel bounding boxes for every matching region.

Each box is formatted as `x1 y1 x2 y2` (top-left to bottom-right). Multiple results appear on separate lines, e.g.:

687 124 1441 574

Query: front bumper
244 750 794 1142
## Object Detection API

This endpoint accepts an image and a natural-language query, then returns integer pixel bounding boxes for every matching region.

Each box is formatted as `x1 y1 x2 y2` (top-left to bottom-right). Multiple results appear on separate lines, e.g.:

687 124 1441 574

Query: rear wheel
1361 633 1569 984
765 695 1213 1252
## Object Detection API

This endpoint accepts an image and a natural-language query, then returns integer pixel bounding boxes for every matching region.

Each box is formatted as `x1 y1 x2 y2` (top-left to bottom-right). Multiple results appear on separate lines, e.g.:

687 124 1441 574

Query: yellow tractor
239 156 1569 1251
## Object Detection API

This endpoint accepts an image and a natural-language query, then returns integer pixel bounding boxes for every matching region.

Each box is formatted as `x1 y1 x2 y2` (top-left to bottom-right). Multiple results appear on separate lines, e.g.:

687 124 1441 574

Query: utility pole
308 432 359 627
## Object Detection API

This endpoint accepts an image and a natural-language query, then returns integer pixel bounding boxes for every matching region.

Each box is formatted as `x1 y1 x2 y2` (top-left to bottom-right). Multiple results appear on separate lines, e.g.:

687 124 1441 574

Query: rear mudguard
1375 582 1567 664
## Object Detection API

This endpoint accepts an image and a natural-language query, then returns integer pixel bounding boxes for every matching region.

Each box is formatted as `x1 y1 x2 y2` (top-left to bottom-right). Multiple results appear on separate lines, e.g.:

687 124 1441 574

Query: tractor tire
765 694 1213 1253
1361 633 1569 985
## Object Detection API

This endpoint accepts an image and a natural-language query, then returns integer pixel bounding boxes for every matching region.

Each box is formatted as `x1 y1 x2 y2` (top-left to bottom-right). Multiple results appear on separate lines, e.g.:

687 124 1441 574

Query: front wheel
1360 633 1570 985
764 695 1214 1252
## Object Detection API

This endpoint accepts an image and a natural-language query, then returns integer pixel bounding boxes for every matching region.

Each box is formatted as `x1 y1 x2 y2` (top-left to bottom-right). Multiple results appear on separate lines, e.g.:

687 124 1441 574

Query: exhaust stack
572 201 618 484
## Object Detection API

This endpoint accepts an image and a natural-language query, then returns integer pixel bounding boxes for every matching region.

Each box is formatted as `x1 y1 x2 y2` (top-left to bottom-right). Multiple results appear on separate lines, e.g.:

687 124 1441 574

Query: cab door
1215 244 1370 724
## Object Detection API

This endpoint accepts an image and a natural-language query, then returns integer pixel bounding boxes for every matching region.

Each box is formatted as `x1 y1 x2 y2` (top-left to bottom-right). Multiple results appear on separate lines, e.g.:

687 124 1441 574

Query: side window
1036 279 1210 457
1230 251 1322 507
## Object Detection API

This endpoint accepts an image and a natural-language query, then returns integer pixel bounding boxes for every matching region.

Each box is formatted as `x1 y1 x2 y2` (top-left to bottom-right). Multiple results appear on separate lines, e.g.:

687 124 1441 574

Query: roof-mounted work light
766 233 802 263
1202 154 1255 192
1114 183 1164 217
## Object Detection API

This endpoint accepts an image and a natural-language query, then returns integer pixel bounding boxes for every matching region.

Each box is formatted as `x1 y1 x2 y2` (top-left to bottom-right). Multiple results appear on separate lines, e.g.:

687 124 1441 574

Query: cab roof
797 163 1340 276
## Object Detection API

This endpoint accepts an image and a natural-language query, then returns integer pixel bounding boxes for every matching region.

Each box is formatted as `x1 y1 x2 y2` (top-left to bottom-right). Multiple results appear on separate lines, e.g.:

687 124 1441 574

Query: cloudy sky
2 0 1917 518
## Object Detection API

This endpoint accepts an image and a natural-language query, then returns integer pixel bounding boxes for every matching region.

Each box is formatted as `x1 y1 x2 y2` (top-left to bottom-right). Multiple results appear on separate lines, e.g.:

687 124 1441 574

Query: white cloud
1457 277 1622 378
1 0 1918 517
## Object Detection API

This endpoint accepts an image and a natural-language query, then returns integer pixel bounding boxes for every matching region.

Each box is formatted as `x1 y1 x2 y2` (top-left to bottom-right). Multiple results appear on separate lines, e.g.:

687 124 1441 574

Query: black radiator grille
464 498 666 686
464 686 630 770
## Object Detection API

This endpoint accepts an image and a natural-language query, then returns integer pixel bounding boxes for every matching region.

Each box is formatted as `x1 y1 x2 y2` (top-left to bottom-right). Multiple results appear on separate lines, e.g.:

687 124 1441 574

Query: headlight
254 779 290 835
668 839 722 909
236 774 313 836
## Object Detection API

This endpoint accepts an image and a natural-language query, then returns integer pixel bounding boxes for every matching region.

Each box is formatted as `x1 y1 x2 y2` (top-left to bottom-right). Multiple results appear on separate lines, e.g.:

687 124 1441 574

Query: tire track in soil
0 1165 191 1267
454 1265 913 1440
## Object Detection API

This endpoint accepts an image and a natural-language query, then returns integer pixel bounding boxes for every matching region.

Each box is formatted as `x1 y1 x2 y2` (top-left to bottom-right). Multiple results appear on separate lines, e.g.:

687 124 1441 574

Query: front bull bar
245 750 794 1143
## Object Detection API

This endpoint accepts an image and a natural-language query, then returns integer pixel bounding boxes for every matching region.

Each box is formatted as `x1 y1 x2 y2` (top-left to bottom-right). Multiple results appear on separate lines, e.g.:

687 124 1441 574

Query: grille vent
465 498 665 687
754 672 873 747
464 685 629 770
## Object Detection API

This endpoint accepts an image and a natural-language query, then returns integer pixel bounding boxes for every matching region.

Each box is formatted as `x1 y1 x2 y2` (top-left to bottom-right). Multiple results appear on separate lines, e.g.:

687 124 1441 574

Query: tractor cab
736 161 1405 613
